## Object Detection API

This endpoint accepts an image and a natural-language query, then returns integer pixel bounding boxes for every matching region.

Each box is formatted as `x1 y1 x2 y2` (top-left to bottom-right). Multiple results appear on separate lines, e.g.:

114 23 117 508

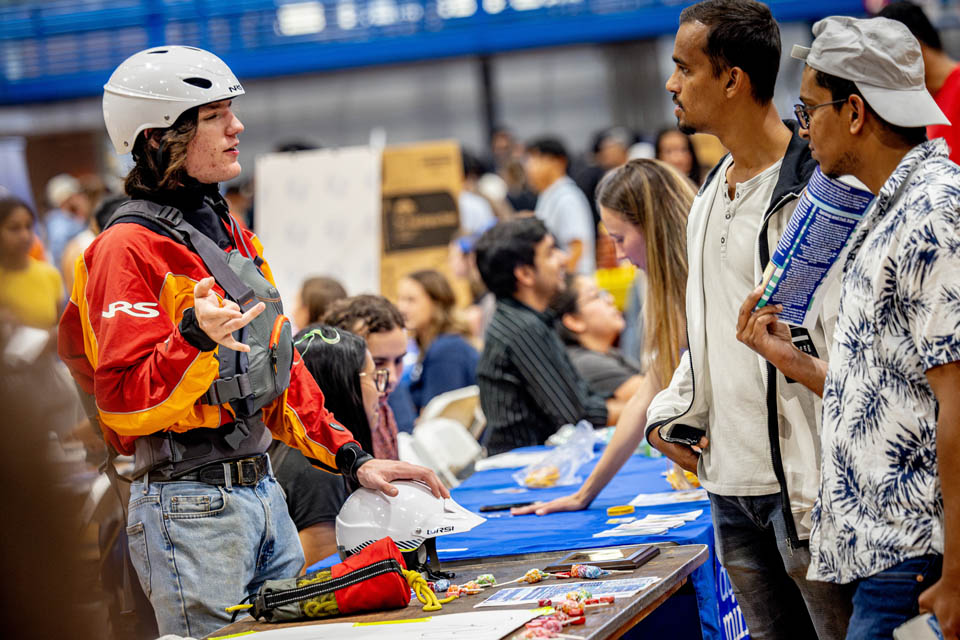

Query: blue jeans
709 492 854 640
125 464 304 638
845 555 943 640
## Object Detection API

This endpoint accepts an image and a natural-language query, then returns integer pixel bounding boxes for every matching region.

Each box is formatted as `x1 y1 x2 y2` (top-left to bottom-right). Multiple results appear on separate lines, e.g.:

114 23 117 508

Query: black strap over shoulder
104 198 293 464
106 200 258 312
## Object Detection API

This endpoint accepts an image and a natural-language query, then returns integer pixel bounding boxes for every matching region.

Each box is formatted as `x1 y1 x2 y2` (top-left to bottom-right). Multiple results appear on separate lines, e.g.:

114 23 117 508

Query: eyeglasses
359 368 390 393
793 98 848 129
578 288 614 307
294 327 341 357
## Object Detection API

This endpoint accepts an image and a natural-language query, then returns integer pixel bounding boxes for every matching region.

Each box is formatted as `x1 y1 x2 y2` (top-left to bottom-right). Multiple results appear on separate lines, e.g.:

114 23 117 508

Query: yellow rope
404 570 458 611
298 570 341 618
227 568 452 618
225 604 252 613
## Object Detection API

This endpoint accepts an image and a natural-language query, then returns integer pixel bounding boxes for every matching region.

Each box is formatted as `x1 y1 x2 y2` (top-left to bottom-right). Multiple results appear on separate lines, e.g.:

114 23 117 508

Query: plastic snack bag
666 462 700 490
514 420 596 488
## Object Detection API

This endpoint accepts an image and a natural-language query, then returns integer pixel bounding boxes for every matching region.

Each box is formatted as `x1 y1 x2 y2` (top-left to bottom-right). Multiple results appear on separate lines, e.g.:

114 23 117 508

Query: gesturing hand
193 277 265 352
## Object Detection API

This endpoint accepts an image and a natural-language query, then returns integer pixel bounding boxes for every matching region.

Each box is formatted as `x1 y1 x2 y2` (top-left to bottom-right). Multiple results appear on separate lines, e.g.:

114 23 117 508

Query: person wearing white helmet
58 46 448 638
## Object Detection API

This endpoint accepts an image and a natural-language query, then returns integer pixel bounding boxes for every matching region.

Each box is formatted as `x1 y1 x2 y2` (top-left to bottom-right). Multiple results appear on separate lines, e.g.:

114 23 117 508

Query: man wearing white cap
737 16 960 639
44 173 91 266
646 1 854 638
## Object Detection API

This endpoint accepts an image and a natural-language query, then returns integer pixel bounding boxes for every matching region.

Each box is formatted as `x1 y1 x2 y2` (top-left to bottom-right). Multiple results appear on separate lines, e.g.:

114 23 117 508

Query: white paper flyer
474 577 660 607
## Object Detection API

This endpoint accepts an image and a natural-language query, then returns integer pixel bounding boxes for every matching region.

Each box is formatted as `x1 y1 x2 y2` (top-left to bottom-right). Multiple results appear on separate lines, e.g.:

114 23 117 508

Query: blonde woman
514 159 693 515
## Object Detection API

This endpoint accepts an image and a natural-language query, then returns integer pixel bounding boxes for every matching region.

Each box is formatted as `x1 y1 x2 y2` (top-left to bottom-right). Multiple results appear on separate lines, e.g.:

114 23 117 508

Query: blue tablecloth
311 448 747 639
439 448 722 640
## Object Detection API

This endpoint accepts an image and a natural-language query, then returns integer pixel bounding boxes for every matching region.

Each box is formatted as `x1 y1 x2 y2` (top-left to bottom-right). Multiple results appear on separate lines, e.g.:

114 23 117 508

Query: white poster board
255 146 382 323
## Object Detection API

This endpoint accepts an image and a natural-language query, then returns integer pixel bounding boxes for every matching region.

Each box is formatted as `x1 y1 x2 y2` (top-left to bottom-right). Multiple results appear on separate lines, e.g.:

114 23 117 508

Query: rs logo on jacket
102 301 161 318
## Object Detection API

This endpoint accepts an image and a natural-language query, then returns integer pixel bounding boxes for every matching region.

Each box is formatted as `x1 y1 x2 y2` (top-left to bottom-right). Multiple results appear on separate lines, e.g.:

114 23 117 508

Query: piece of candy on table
524 568 548 583
476 573 497 586
543 619 563 633
559 599 584 616
434 579 450 592
571 564 606 579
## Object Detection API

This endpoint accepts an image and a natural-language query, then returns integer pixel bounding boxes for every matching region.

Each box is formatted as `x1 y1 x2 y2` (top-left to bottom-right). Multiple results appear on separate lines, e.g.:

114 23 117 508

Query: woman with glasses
514 159 693 516
268 325 389 567
395 269 479 415
549 273 644 403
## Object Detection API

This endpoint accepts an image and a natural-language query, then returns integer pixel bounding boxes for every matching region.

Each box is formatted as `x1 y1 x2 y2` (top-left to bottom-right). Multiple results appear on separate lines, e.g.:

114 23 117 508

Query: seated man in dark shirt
475 218 622 455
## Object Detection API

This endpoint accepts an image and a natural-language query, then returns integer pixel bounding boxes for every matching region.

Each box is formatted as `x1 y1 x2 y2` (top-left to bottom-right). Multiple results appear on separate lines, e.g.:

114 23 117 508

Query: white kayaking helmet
336 481 485 575
103 45 245 154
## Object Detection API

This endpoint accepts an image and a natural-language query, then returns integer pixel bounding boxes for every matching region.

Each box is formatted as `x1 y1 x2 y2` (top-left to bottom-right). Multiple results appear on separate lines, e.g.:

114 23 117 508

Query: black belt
171 455 269 487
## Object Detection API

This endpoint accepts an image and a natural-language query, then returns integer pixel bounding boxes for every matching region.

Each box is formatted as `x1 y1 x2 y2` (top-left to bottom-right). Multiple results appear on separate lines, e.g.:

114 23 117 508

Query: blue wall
0 0 863 104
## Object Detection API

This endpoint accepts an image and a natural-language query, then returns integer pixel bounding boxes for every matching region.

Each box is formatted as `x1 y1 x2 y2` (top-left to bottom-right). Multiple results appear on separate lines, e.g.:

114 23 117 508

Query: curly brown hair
123 107 199 199
322 295 404 339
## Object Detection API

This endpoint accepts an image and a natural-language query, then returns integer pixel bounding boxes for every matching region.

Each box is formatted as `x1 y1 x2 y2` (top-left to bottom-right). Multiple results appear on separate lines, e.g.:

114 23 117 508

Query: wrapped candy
434 579 450 593
542 619 563 633
570 564 606 579
584 595 615 608
564 589 592 602
559 599 584 616
475 573 497 587
523 568 549 583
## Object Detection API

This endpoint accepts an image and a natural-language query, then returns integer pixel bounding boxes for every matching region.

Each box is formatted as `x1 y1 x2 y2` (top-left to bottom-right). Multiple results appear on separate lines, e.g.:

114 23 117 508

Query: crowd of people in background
2 0 959 638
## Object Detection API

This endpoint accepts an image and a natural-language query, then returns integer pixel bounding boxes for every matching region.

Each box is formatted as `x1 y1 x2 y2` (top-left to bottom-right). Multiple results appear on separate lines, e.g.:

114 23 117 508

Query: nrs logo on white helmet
102 46 245 154
335 480 485 559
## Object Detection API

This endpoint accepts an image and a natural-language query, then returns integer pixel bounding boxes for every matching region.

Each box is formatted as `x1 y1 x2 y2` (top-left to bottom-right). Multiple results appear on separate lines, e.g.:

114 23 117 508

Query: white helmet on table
103 45 244 154
336 480 485 576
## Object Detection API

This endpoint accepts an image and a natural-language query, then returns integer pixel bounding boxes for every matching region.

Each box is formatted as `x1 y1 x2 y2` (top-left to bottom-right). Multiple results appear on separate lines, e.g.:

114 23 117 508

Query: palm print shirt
809 139 960 584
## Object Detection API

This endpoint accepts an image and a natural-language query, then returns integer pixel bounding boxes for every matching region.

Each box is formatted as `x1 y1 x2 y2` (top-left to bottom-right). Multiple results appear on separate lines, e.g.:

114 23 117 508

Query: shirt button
720 237 726 244
725 213 731 220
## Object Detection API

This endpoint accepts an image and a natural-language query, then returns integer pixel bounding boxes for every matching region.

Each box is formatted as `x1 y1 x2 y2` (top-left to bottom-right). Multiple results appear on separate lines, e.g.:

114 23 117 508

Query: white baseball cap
791 16 949 128
46 174 82 208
